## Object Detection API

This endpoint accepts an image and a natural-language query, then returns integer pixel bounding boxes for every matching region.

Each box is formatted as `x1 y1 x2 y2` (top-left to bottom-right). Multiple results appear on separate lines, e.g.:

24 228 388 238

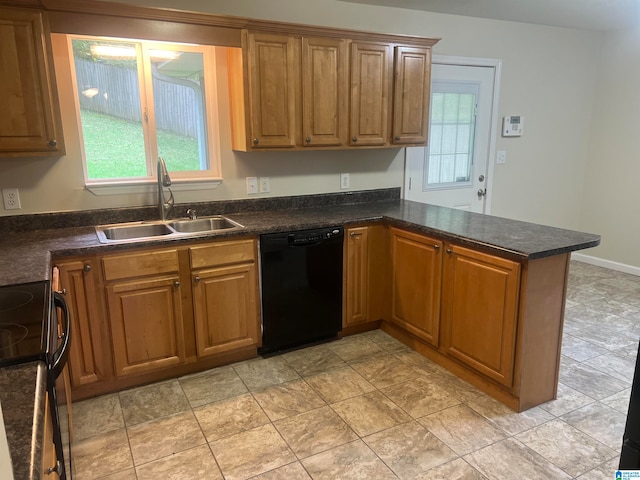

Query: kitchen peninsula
0 190 600 478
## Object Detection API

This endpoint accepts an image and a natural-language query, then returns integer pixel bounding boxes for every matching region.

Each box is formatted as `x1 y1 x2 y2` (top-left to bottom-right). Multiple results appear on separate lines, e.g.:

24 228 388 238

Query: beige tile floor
70 261 639 480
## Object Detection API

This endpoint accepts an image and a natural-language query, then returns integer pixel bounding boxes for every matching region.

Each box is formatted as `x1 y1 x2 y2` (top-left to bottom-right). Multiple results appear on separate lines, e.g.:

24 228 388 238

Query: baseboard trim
572 253 640 277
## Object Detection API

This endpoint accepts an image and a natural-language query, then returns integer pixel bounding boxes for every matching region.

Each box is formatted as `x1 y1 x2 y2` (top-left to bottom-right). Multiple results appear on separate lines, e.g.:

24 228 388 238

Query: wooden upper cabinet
245 31 298 148
302 37 348 147
350 42 392 147
441 244 520 387
392 46 431 145
390 228 442 347
0 7 64 157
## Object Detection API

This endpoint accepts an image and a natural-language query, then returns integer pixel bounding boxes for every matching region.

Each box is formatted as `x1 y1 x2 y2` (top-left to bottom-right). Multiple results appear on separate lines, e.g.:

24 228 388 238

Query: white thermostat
502 116 524 136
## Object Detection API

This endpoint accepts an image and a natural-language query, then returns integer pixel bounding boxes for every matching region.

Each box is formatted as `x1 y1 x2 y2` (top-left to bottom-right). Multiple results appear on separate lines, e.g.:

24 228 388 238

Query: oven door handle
51 292 71 378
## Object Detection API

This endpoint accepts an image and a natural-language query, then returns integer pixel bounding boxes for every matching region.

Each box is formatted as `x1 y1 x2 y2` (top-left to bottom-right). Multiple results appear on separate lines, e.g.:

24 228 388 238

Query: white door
404 60 499 213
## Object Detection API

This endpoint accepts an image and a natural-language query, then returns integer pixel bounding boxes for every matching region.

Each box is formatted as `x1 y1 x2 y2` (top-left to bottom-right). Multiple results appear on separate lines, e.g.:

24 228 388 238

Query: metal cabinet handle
352 136 358 143
350 232 356 238
305 136 311 143
446 248 453 254
253 138 259 145
395 136 401 141
48 139 57 148
174 281 180 287
47 460 62 475
434 244 440 250
194 276 201 283
83 264 91 272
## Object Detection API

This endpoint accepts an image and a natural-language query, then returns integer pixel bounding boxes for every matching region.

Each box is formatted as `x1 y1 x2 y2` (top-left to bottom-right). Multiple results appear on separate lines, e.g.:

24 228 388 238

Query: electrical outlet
2 188 21 210
259 177 270 193
246 177 258 195
496 150 507 164
340 173 350 189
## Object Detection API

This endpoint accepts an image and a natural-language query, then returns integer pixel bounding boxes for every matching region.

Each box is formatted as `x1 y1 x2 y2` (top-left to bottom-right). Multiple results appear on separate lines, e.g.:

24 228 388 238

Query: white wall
579 26 640 268
0 0 602 241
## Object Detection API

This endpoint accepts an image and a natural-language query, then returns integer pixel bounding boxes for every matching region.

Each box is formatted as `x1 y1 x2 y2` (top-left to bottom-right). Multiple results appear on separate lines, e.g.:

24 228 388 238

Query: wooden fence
75 59 201 138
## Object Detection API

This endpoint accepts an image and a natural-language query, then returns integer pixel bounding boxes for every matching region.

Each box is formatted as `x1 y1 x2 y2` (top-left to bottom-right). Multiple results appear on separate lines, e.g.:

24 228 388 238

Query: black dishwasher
260 226 344 354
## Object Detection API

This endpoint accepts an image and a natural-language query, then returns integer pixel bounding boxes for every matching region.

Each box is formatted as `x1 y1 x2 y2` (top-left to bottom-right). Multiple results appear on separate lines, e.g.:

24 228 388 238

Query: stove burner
0 290 35 313
0 323 30 352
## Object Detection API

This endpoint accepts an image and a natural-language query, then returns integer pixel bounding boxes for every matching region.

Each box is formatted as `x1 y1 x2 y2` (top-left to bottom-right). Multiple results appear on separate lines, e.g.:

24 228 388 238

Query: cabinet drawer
189 239 255 269
102 249 179 281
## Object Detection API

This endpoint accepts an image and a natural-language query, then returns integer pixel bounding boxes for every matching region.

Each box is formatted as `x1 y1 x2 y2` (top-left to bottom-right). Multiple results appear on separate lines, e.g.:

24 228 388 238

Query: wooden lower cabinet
189 239 261 357
57 238 261 397
55 259 108 388
441 243 520 387
42 392 59 479
106 275 186 377
344 226 369 326
192 263 259 357
389 228 442 347
343 224 389 329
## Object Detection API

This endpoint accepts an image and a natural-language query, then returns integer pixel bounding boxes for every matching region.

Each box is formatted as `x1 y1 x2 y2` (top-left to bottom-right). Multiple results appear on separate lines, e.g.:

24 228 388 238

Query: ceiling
339 0 640 31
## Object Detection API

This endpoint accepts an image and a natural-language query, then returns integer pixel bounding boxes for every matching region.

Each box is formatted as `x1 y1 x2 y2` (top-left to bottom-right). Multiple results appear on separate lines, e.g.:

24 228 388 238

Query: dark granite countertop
0 362 46 480
0 197 600 287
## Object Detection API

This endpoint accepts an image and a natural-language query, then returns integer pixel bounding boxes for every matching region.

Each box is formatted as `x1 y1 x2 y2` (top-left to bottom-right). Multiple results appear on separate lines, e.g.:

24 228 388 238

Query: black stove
0 280 53 368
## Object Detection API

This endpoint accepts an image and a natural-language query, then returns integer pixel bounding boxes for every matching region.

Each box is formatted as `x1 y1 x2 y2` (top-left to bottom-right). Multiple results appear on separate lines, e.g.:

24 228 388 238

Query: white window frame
66 35 222 194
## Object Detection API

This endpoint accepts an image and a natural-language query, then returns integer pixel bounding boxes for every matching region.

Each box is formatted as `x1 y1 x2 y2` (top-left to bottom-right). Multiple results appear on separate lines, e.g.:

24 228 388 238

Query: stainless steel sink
95 216 245 244
169 216 243 233
96 222 174 242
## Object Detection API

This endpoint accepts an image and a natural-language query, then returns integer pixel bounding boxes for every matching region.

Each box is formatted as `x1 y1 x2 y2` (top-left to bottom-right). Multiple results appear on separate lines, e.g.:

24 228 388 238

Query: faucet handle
186 208 197 220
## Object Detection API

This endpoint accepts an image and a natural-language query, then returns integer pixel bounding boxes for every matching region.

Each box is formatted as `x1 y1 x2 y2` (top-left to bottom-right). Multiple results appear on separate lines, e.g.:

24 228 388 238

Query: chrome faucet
157 157 174 221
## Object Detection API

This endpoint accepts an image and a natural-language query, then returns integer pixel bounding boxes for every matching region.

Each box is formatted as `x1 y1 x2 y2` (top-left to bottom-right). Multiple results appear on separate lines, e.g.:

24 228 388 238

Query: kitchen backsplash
0 188 400 233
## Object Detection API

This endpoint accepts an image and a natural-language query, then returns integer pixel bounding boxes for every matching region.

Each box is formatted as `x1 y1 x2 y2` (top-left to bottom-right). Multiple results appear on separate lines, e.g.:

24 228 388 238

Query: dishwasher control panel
289 227 343 244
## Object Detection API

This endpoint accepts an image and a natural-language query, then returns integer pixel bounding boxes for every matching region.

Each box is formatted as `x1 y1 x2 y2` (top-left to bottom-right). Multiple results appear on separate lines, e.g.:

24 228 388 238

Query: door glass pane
151 49 209 172
425 86 478 188
72 39 147 180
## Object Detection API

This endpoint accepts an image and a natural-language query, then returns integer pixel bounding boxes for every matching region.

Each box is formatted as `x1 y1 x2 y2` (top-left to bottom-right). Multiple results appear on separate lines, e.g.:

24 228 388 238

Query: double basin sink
95 216 244 244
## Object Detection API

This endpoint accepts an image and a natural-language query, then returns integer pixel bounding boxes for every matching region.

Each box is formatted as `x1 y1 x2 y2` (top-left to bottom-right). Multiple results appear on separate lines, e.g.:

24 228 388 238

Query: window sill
85 178 223 196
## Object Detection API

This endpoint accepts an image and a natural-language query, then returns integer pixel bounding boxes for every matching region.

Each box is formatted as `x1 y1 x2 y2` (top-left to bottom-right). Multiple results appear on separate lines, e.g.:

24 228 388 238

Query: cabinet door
0 7 63 156
390 228 442 347
392 46 431 145
302 37 348 147
350 42 392 146
247 32 298 148
344 226 369 326
442 244 520 387
106 276 186 377
56 259 108 388
192 263 260 357
42 392 60 479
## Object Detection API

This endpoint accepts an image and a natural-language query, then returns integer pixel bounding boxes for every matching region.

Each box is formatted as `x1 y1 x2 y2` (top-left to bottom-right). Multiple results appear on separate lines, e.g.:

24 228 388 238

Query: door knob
478 174 485 182
477 189 487 198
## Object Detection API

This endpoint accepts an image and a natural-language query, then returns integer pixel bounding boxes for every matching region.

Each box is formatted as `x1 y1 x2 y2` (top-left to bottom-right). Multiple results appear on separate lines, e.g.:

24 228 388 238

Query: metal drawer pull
83 264 91 272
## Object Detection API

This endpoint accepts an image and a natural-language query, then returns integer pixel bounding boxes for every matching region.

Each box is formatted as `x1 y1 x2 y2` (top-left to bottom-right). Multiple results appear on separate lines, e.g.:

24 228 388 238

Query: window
425 82 479 189
68 36 221 185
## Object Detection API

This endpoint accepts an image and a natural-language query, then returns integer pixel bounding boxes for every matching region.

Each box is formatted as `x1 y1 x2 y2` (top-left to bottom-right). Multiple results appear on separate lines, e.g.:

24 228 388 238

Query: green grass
80 109 201 179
